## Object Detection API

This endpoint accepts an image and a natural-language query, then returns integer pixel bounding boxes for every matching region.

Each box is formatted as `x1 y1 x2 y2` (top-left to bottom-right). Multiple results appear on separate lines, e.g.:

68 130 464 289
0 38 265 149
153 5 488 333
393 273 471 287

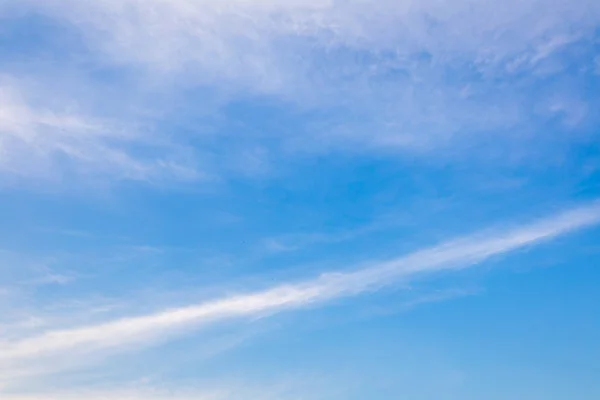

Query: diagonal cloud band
2 203 600 364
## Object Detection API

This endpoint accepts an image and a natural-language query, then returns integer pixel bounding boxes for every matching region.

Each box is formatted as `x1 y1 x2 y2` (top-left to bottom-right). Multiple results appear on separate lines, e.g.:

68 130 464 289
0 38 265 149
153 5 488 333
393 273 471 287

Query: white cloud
1 387 251 400
30 0 599 78
1 202 598 377
1 377 330 400
3 392 222 400
0 80 201 183
0 0 597 183
23 0 597 152
261 211 411 253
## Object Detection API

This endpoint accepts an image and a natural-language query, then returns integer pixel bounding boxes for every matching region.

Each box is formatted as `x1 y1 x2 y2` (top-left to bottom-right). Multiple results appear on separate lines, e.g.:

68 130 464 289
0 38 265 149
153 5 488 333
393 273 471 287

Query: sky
0 0 600 399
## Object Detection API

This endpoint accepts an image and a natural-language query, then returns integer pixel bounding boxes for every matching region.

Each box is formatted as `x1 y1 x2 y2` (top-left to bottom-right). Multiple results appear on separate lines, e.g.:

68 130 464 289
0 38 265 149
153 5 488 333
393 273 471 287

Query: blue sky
1 0 600 399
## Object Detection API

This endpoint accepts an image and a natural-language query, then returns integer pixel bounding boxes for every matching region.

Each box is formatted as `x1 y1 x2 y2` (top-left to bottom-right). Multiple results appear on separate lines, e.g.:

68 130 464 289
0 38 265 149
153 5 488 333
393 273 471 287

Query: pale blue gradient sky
0 1 600 399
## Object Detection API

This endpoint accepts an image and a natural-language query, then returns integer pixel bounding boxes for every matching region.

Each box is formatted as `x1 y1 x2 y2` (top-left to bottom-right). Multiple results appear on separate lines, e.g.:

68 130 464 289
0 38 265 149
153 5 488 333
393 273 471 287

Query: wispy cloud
0 79 202 184
2 391 225 400
0 0 595 188
0 385 272 400
2 202 598 375
30 0 600 81
356 288 481 320
261 211 413 253
7 0 598 163
1 376 331 400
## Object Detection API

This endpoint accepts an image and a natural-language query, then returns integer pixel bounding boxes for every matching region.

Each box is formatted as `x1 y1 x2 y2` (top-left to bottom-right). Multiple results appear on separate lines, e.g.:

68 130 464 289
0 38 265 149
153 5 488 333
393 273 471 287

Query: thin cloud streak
0 80 202 183
1 387 241 400
2 202 600 365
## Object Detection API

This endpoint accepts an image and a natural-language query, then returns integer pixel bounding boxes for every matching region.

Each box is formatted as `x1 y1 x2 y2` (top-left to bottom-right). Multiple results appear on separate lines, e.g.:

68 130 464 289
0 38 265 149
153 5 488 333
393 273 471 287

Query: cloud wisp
0 79 202 184
30 0 600 83
11 0 600 151
1 0 599 186
1 202 599 370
